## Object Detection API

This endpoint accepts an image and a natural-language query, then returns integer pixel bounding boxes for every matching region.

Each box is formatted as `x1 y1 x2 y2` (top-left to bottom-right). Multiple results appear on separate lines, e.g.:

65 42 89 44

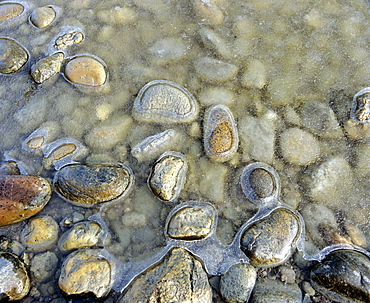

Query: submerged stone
53 163 133 206
64 55 107 87
0 175 52 227
351 87 370 123
0 252 30 301
0 37 28 74
241 208 301 267
29 5 57 28
31 52 64 84
119 247 212 303
133 80 199 123
0 2 24 22
204 104 239 162
148 152 187 202
311 250 370 303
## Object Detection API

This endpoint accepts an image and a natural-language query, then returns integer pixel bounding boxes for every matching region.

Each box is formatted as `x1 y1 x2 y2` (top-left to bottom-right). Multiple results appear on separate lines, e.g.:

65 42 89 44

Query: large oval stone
0 2 24 22
0 37 28 74
53 163 133 206
0 175 52 227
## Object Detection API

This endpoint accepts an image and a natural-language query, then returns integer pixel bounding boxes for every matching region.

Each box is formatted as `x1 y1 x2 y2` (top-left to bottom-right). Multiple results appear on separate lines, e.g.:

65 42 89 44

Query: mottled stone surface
351 88 370 124
241 209 300 266
54 30 84 50
30 251 58 282
119 247 212 303
0 2 24 22
220 263 257 303
0 38 28 74
54 163 132 206
58 249 111 298
0 175 51 227
311 250 370 303
30 6 57 28
31 52 64 84
20 215 59 252
167 205 214 240
0 252 30 301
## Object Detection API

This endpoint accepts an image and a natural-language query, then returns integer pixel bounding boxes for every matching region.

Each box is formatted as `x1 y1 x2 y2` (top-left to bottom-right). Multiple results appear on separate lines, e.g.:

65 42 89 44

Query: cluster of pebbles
1 0 370 303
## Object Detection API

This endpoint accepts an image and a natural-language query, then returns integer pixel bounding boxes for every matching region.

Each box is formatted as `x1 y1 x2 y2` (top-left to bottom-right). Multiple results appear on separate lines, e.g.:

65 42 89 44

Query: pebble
54 163 133 206
354 142 370 177
241 59 267 89
241 209 301 267
58 221 102 251
167 203 215 240
118 247 212 303
198 87 235 106
97 6 137 25
148 37 187 65
0 175 52 227
351 87 370 123
0 2 24 22
220 263 257 303
204 104 239 162
148 152 187 202
0 252 30 301
64 55 107 87
58 249 111 299
194 57 238 82
29 6 58 28
0 37 28 74
279 127 321 165
197 27 232 60
53 29 84 50
239 115 276 164
30 251 58 282
191 0 224 26
20 216 59 253
310 250 370 303
0 161 20 175
31 52 65 84
85 115 133 151
133 80 199 123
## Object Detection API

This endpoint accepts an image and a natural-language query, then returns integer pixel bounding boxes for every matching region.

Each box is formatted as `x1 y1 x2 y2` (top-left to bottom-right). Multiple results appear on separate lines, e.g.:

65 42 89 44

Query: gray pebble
30 251 58 282
194 57 238 82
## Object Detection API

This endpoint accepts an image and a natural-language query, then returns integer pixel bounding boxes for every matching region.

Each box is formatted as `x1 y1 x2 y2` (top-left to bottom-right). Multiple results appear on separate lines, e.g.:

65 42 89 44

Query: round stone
249 168 275 198
133 80 199 123
29 5 57 28
64 55 107 87
0 2 24 22
30 251 58 282
0 175 52 227
53 163 133 206
204 104 239 162
0 252 30 301
20 215 59 252
0 37 28 74
58 249 111 299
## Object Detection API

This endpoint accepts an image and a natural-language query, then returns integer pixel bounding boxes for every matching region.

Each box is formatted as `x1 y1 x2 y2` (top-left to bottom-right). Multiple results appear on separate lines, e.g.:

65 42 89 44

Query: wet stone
197 27 232 60
20 215 59 253
351 87 370 123
31 52 64 84
167 204 215 240
64 55 107 87
58 221 102 251
0 175 52 227
194 57 238 82
119 247 212 303
53 163 133 206
0 37 28 74
0 2 24 22
220 263 257 303
58 249 111 299
191 0 224 26
311 250 370 303
43 143 77 168
54 30 84 50
204 104 239 162
241 209 301 267
148 152 187 202
133 80 199 123
30 6 57 28
248 168 274 199
0 252 30 301
0 161 20 175
30 251 58 282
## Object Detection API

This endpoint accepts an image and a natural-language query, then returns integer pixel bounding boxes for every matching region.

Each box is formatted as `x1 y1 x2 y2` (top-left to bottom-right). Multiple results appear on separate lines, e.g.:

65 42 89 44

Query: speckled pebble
0 37 28 74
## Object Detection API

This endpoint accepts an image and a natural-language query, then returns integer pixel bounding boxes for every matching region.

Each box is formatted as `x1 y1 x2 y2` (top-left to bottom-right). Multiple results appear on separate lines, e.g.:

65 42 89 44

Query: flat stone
204 104 239 162
148 152 187 202
220 263 257 303
0 175 52 227
30 251 58 282
118 247 212 303
311 250 370 303
53 163 133 206
20 215 59 253
279 127 321 165
194 57 238 82
0 252 30 301
58 221 102 251
58 249 111 299
64 55 107 87
30 6 57 28
133 80 199 123
167 204 215 240
241 209 301 267
0 2 24 22
0 37 28 74
31 52 64 84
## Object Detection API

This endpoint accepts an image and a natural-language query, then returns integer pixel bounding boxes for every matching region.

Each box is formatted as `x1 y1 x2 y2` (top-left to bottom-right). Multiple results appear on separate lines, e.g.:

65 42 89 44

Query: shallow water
1 0 370 301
